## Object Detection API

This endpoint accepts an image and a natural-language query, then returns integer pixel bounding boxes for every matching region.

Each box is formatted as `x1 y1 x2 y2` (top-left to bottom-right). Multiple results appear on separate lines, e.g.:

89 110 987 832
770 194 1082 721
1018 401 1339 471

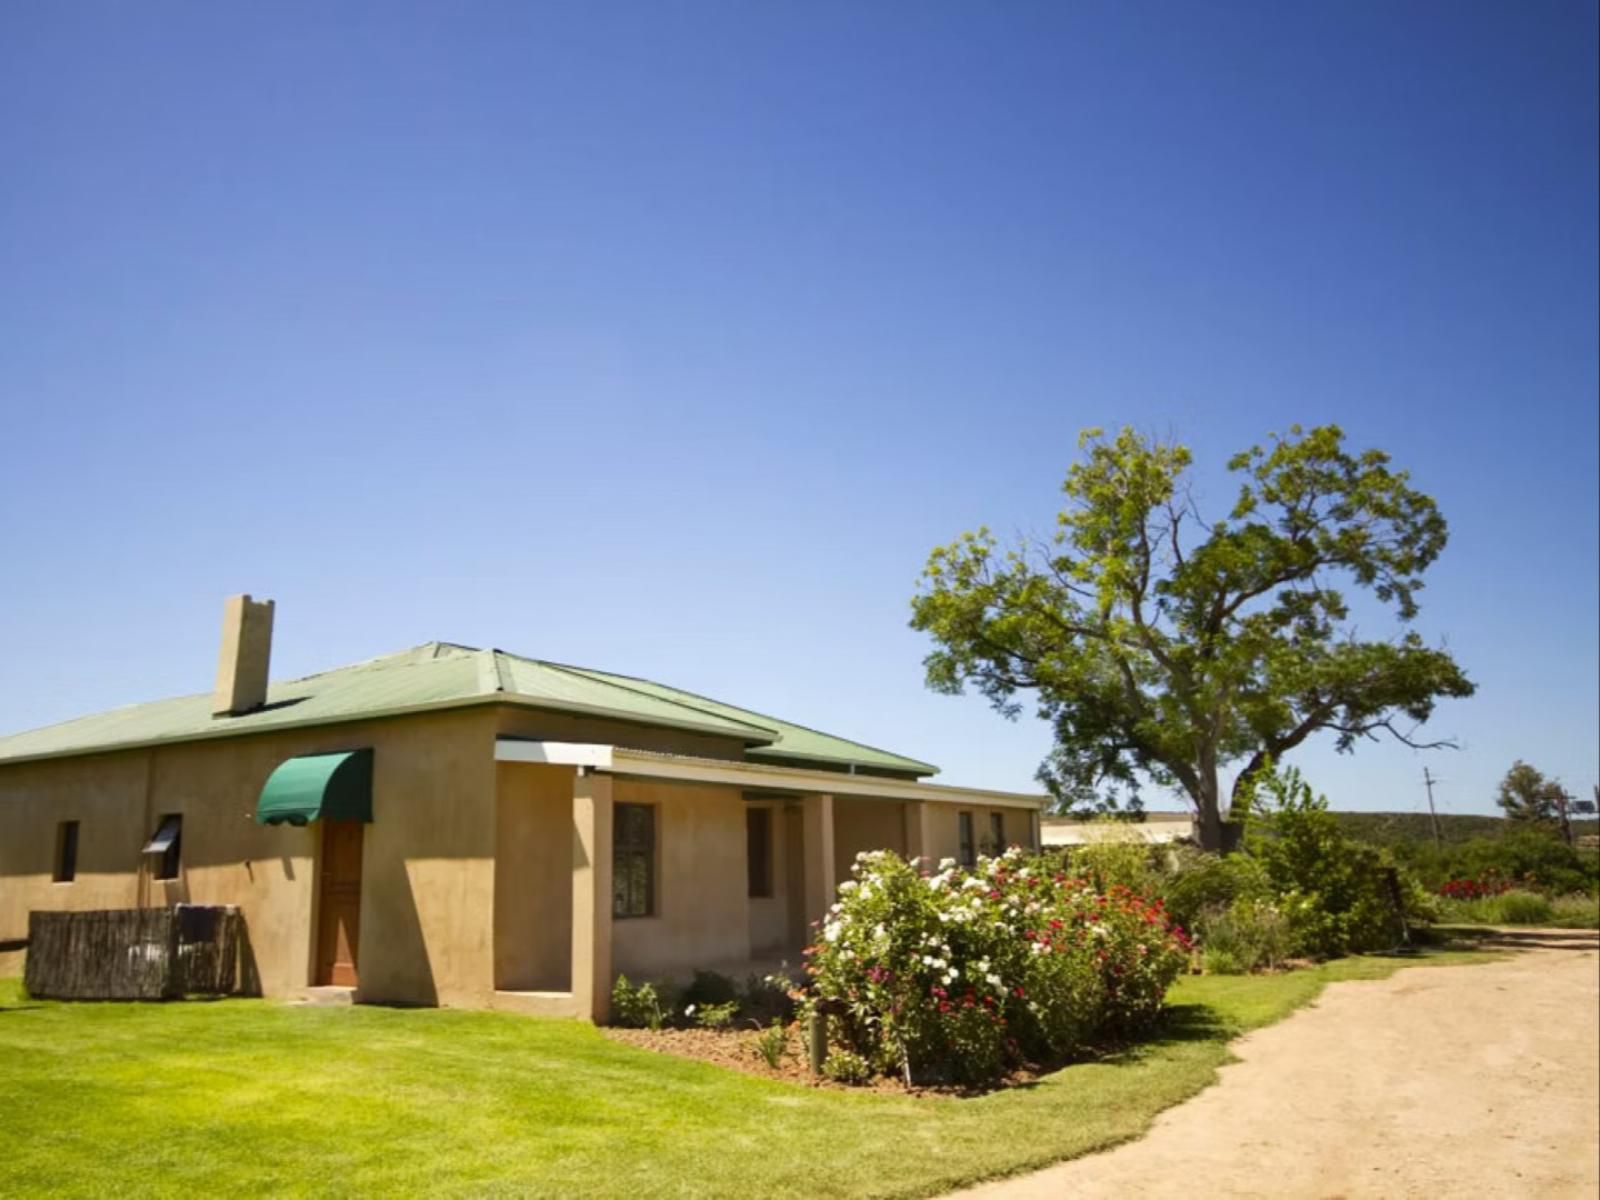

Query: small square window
54 820 79 883
144 814 182 882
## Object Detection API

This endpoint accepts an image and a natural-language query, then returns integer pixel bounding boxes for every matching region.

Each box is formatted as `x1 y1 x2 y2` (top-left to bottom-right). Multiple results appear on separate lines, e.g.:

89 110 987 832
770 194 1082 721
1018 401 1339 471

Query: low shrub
681 970 740 1010
611 975 667 1031
1497 890 1554 924
1196 897 1291 973
1162 850 1272 931
804 848 1190 1087
822 1049 873 1085
689 1000 739 1029
1242 768 1412 958
741 973 797 1025
753 1020 790 1069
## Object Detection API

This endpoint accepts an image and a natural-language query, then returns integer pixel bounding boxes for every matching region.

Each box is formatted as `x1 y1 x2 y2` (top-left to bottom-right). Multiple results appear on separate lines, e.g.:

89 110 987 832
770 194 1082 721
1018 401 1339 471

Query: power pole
1555 787 1574 847
1423 767 1443 848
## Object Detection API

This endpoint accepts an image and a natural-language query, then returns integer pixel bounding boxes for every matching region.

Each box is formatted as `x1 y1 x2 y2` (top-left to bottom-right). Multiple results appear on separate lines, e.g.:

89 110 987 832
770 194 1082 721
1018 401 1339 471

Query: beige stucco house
0 597 1044 1021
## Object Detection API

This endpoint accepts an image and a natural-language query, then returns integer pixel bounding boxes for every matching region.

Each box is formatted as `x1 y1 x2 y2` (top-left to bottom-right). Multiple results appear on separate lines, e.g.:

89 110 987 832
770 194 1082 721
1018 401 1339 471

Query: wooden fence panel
23 907 245 1000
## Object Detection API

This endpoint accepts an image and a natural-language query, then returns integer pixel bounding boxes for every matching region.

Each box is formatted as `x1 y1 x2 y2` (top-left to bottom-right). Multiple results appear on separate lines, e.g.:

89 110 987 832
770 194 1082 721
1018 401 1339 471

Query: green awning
256 750 373 826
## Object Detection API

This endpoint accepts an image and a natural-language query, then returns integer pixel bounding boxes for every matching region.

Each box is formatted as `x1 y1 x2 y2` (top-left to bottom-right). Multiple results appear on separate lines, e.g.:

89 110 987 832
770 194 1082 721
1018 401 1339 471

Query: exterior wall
832 796 908 882
494 762 575 991
608 777 750 981
746 799 794 956
0 707 500 1007
919 802 1036 863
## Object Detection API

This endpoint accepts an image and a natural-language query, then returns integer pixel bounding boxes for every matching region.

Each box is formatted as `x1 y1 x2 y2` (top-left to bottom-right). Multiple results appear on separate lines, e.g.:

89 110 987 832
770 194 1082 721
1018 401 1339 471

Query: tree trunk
1194 768 1225 854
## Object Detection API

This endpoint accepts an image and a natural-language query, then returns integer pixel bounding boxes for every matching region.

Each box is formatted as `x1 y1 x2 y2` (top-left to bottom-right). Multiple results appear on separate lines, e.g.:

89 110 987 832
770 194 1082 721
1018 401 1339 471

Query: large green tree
910 425 1475 852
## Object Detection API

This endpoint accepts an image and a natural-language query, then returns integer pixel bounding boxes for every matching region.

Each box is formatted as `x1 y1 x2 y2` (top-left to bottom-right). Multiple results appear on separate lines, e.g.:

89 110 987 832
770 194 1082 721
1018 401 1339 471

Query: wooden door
316 819 364 987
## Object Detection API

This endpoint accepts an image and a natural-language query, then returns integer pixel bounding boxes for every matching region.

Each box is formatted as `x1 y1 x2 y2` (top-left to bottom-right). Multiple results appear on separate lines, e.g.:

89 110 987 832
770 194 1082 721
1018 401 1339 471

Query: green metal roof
555 664 938 776
0 643 937 776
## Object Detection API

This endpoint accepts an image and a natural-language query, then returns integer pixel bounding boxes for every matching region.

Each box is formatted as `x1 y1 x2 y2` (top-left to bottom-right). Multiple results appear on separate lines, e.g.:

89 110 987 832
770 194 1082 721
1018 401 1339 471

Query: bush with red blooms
1438 873 1511 901
802 848 1191 1086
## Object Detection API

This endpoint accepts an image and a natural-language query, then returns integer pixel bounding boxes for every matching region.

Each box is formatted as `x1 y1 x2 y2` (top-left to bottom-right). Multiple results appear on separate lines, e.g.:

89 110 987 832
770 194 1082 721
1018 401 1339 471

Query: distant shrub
1497 890 1554 924
1196 897 1291 973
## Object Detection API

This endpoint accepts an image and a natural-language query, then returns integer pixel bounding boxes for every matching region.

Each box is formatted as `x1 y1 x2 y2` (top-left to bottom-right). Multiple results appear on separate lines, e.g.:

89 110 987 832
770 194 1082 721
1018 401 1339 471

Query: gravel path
951 929 1600 1200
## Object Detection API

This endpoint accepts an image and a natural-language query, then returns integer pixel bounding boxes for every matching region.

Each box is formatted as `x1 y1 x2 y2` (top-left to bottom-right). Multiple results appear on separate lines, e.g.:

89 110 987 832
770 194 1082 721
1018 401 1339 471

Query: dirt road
952 930 1600 1200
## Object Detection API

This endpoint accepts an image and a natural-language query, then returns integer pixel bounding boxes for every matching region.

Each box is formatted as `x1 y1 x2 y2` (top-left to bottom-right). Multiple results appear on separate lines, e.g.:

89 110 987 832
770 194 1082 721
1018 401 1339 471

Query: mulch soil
600 1024 1046 1095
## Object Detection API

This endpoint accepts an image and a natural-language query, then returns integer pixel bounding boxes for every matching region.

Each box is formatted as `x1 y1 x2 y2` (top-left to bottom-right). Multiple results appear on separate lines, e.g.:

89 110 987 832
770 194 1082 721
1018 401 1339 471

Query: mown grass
0 948 1490 1199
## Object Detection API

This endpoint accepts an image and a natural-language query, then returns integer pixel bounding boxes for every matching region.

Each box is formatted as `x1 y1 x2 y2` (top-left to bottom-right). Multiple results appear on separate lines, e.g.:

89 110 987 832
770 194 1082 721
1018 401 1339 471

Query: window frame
958 811 976 868
144 813 183 882
53 820 79 884
746 806 773 899
989 811 1005 853
612 802 656 919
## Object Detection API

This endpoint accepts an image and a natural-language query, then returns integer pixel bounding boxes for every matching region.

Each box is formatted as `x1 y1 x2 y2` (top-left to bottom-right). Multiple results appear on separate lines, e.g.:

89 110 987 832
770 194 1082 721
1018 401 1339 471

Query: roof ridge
498 652 780 740
556 663 935 772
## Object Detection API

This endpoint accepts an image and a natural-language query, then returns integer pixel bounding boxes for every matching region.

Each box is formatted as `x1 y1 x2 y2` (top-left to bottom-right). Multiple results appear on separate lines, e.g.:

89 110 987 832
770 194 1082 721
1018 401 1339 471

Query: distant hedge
1333 811 1599 847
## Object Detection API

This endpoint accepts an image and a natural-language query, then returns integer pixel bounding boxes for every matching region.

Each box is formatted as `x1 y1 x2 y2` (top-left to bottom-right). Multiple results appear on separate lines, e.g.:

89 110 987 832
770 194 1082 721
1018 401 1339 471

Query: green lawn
0 949 1490 1199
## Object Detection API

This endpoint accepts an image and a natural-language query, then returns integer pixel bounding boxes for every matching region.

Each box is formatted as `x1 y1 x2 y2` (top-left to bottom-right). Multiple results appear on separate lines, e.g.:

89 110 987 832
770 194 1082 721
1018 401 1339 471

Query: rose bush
802 848 1190 1086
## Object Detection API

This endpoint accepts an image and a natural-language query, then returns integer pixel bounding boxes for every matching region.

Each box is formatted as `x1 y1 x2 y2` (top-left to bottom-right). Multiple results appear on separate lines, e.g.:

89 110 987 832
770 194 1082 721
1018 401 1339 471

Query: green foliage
1496 760 1567 824
804 849 1190 1086
689 1001 739 1030
610 975 666 1031
681 969 740 1010
752 1019 790 1069
1160 849 1273 932
1438 890 1598 929
821 1049 873 1086
1391 827 1599 897
1242 767 1410 958
1196 898 1291 974
909 425 1473 845
741 973 798 1026
1060 839 1164 897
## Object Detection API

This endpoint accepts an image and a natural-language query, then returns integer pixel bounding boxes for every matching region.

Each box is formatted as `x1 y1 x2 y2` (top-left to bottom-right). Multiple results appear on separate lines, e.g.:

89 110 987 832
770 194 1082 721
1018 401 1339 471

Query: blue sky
1 2 1595 816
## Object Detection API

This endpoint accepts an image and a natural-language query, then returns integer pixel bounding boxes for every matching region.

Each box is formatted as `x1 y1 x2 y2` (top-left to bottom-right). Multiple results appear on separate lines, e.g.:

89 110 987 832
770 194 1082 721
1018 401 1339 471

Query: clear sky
2 2 1595 817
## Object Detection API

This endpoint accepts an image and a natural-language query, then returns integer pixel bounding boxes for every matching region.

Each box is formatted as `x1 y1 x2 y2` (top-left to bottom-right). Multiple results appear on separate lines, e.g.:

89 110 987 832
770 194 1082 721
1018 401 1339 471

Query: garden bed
601 1022 1054 1095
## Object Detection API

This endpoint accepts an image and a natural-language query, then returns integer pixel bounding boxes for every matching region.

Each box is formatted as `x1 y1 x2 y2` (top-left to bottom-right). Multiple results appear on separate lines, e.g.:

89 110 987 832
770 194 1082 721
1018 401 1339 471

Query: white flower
1030 941 1048 955
838 881 858 893
823 921 842 942
685 1004 696 1016
939 858 958 871
986 973 1003 988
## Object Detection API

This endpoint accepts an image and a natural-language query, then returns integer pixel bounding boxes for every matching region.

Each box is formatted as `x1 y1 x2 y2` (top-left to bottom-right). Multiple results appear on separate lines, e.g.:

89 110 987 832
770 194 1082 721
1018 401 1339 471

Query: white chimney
212 594 275 717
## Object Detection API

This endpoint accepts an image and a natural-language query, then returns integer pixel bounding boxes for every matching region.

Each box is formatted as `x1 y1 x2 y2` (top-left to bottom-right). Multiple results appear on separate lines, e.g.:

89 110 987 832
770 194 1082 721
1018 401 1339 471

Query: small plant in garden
611 975 666 1031
753 1019 790 1069
821 1050 873 1085
689 1000 739 1030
